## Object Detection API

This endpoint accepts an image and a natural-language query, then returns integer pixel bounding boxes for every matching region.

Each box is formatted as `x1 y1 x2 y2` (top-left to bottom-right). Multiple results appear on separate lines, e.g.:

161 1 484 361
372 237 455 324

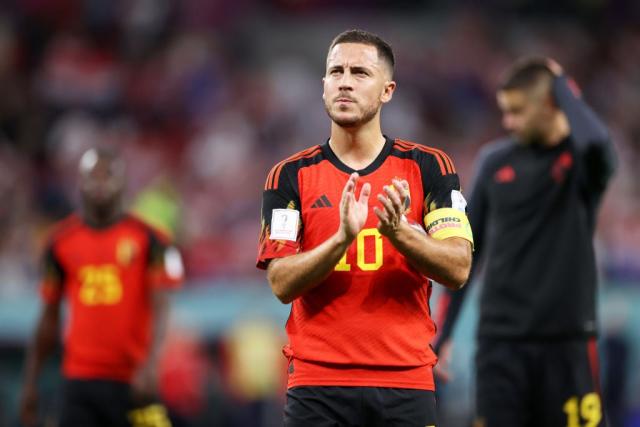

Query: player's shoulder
264 144 323 191
476 137 517 167
47 213 84 246
123 213 172 244
391 138 457 175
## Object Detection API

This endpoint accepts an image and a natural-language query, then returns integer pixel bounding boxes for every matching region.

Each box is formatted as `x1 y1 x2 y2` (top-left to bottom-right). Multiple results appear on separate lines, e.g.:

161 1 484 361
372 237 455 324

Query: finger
394 179 411 210
383 186 403 213
392 179 409 200
342 192 352 217
341 175 356 208
546 58 563 76
384 185 402 212
377 194 397 219
344 172 359 193
358 182 371 205
373 207 389 224
342 178 354 197
349 172 359 189
377 193 394 212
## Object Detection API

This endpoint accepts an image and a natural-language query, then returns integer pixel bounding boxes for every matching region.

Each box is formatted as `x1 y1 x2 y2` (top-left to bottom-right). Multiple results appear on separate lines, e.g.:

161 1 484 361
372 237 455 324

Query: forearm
388 222 472 290
23 306 59 388
268 231 351 304
554 76 616 188
147 290 170 367
554 76 610 147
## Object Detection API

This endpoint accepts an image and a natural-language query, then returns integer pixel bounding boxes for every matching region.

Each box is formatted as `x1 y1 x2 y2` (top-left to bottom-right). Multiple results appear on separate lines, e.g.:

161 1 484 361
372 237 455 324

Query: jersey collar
322 135 394 176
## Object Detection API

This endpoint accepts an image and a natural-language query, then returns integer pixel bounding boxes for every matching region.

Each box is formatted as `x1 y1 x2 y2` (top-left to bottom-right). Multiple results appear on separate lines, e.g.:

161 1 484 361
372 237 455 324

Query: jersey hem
287 378 435 390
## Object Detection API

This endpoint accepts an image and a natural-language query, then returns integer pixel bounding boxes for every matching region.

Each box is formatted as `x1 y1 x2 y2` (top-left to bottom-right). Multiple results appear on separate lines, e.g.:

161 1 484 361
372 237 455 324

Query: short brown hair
328 29 395 75
499 56 554 92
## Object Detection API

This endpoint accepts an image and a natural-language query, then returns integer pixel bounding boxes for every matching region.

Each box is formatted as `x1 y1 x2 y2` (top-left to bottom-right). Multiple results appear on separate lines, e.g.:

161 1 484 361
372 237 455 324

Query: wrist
386 219 408 241
335 227 355 249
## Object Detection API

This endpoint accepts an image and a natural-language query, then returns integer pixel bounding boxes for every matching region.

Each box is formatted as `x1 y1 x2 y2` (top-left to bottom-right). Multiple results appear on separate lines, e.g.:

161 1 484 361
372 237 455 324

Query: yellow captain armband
424 208 474 247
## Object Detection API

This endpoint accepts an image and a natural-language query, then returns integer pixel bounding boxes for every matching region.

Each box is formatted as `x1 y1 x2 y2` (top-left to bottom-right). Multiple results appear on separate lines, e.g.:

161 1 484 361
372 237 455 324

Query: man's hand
374 179 409 238
19 385 38 427
131 363 158 403
546 58 563 76
338 172 371 243
434 339 454 383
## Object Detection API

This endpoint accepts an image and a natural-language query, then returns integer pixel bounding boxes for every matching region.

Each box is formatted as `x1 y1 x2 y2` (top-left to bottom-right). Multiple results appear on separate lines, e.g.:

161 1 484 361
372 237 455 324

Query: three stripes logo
311 195 333 208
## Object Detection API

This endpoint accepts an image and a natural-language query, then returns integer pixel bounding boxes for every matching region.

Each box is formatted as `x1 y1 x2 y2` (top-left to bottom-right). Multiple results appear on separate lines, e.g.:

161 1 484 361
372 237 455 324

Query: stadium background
0 0 638 426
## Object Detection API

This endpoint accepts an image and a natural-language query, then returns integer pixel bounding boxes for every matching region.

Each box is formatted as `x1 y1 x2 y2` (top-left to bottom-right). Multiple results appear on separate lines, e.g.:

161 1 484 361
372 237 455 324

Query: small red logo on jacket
494 165 516 183
551 151 573 183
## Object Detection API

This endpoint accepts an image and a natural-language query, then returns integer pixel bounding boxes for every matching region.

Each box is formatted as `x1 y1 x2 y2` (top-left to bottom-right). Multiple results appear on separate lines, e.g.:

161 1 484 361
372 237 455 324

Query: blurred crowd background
0 0 638 426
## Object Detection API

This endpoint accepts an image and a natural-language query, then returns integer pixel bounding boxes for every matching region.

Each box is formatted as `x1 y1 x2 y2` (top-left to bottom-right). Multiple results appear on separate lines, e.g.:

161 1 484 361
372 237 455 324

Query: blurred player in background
20 148 184 427
257 29 473 426
434 58 616 426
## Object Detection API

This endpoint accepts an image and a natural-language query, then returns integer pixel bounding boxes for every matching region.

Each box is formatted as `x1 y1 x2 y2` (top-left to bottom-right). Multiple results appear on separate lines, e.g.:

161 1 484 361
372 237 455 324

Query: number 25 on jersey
78 264 123 305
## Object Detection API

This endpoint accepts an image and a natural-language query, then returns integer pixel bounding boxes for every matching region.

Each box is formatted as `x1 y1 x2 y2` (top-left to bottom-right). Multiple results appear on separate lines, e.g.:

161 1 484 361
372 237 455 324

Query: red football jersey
257 137 471 390
41 214 184 382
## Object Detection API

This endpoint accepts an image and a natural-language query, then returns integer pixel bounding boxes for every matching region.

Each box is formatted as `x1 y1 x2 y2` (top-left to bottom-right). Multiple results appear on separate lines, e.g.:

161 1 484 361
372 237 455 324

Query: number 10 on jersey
335 228 383 272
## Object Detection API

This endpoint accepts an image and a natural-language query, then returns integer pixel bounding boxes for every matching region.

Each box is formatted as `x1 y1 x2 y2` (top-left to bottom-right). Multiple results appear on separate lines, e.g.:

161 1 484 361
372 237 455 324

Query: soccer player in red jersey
20 148 184 427
257 29 474 426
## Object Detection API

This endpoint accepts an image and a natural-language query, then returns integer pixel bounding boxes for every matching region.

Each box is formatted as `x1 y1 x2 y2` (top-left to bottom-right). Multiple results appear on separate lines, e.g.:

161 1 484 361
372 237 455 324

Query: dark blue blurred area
0 1 638 426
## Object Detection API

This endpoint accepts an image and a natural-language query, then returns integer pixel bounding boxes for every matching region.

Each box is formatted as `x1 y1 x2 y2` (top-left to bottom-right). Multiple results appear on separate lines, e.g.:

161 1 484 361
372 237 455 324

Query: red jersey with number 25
257 137 473 390
41 214 184 382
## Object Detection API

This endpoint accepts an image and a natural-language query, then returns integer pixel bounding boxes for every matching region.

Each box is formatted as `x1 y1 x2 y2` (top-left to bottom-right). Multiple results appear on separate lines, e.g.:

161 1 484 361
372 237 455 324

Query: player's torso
483 140 586 261
54 217 152 342
298 155 425 275
479 139 597 338
486 140 578 218
287 145 438 367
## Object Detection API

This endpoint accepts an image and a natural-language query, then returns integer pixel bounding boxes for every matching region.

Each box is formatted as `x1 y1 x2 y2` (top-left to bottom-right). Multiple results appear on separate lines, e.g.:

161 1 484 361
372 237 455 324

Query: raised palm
340 173 371 241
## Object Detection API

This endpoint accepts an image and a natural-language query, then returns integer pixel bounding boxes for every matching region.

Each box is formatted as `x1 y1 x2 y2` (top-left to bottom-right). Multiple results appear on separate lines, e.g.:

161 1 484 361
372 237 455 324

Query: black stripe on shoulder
265 145 323 191
391 139 456 176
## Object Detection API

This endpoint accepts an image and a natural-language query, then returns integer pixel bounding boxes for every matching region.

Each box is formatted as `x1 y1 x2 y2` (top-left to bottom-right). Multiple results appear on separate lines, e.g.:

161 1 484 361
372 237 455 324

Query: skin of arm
20 302 61 427
131 288 171 401
267 172 371 304
375 179 472 290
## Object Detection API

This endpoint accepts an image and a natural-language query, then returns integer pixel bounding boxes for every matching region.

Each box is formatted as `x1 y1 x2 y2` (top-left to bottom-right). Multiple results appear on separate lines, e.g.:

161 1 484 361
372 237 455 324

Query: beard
324 99 379 128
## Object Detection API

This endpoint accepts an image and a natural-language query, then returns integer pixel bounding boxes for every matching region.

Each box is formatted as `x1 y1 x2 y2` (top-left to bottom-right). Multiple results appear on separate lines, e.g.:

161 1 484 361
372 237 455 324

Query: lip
335 98 354 103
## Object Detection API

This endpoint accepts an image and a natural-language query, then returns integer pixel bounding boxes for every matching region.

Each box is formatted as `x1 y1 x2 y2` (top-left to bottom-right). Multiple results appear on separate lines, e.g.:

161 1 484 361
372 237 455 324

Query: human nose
338 71 354 91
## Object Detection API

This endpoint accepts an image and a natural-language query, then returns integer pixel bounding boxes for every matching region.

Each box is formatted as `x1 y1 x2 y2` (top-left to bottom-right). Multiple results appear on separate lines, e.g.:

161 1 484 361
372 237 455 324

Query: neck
329 116 386 170
82 203 122 228
541 112 570 148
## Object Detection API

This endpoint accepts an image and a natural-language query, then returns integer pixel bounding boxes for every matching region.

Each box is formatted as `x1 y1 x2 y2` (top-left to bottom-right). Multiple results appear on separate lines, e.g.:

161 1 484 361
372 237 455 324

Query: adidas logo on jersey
311 195 333 208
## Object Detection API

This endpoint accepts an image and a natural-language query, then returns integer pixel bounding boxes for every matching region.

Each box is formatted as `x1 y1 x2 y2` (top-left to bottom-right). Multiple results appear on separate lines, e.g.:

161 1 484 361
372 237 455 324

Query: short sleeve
257 163 302 270
40 243 65 304
147 230 184 290
419 150 474 245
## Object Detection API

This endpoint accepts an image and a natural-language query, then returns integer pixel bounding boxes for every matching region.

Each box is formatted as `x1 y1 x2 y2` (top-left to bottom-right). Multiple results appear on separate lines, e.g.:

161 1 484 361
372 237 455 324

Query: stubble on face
323 43 389 129
324 97 379 128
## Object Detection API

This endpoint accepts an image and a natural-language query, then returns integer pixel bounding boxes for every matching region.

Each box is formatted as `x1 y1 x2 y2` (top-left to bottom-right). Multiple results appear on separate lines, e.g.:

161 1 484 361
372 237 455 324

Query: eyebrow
327 64 373 74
